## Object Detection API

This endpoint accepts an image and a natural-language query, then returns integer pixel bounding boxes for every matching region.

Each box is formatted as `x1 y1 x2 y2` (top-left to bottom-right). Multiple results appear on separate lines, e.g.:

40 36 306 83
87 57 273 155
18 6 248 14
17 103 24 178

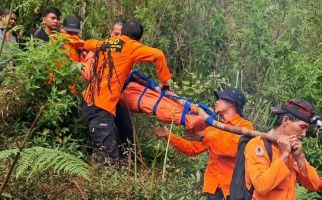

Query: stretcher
119 71 216 131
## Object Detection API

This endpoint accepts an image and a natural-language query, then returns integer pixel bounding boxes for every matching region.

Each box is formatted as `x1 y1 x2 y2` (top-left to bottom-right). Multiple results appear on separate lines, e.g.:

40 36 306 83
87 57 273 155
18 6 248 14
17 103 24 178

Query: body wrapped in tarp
119 71 215 131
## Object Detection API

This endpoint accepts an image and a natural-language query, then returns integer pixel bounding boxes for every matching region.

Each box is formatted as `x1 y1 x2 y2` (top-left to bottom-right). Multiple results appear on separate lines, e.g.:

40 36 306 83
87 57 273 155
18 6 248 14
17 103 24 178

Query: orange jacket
82 35 172 116
245 136 320 200
50 33 85 62
61 33 85 62
168 114 254 195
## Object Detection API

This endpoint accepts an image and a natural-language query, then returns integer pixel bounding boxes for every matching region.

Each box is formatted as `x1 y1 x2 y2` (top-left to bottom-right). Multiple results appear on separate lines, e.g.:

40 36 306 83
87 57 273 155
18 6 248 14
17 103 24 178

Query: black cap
271 99 315 124
214 87 246 115
63 16 81 33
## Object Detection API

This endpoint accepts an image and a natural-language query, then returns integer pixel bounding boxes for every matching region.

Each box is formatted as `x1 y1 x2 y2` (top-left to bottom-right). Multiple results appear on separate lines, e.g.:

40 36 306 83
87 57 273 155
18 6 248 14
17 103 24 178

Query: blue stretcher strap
125 70 159 91
132 70 159 89
123 70 134 90
152 87 167 115
180 101 191 125
137 80 152 111
206 116 215 126
198 102 216 119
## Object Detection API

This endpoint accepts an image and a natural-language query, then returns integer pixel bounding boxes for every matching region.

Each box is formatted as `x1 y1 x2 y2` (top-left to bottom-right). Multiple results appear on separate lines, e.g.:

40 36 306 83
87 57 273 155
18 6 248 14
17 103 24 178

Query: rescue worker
60 15 85 62
29 7 61 42
82 19 172 165
111 20 125 37
244 99 320 200
110 19 134 153
53 15 85 95
154 87 254 200
82 19 133 157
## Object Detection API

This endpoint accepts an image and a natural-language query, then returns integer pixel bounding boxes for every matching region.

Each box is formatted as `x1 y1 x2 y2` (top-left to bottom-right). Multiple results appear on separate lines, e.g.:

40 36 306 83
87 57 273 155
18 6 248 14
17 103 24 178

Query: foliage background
0 0 321 199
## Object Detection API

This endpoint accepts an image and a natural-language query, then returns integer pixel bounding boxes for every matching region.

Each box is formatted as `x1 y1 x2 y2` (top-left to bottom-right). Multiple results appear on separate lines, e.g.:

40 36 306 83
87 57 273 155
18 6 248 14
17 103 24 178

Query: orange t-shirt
82 35 172 116
169 114 254 195
245 136 320 200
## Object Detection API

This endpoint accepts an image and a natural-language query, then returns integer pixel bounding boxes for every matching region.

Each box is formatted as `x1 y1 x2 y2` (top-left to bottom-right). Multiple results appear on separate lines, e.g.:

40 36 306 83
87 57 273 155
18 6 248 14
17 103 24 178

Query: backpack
228 136 272 200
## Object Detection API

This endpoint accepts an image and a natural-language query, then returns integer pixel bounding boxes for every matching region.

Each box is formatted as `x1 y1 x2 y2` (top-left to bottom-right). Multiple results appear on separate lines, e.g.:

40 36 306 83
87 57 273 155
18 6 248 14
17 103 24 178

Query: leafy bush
0 38 85 148
296 186 322 200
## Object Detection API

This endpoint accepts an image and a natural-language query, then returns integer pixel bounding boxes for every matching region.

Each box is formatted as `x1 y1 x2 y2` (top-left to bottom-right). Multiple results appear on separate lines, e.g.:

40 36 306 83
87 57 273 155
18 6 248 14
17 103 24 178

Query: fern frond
22 147 90 180
0 148 18 161
13 147 91 181
15 148 35 179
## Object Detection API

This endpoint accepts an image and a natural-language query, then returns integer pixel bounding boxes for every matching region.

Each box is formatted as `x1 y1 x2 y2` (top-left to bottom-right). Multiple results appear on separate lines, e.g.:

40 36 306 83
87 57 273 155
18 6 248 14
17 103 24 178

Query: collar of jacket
221 114 242 125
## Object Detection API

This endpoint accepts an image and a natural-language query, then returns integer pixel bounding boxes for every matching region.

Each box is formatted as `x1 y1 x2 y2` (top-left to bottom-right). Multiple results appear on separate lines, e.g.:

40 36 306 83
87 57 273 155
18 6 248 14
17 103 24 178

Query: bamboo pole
196 108 277 142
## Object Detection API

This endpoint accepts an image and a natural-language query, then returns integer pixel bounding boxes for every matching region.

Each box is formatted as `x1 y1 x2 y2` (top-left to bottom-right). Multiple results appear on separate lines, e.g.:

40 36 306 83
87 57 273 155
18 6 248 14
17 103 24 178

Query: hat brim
214 91 219 100
271 107 287 114
64 27 81 33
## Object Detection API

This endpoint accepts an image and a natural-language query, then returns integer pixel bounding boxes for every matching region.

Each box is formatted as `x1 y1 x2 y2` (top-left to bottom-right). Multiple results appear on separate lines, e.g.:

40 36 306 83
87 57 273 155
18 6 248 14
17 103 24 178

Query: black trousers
115 103 133 148
207 188 224 200
82 103 119 164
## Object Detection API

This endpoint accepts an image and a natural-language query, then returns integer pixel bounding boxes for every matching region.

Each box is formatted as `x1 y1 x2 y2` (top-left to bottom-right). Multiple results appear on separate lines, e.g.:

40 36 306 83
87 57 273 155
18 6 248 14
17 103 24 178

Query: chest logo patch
255 145 264 156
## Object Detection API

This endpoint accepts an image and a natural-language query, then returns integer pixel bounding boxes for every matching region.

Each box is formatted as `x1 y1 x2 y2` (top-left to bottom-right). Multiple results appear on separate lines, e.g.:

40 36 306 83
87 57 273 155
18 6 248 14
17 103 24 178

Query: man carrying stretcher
82 19 172 165
154 87 254 200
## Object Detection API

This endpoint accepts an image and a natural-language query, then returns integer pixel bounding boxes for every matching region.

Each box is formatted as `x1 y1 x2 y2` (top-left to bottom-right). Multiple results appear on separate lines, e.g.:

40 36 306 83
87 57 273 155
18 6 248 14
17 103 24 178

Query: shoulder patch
105 38 125 53
255 145 265 156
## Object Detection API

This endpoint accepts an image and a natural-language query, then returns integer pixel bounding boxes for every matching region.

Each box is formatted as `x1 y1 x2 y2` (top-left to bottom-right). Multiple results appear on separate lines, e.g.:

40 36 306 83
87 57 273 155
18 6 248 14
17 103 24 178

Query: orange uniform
60 33 85 62
82 35 172 116
245 136 320 200
169 114 253 195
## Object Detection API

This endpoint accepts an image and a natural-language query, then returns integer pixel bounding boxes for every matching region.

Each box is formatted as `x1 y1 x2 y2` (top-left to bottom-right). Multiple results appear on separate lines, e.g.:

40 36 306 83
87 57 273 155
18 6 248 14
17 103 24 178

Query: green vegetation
0 0 321 199
0 147 90 180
